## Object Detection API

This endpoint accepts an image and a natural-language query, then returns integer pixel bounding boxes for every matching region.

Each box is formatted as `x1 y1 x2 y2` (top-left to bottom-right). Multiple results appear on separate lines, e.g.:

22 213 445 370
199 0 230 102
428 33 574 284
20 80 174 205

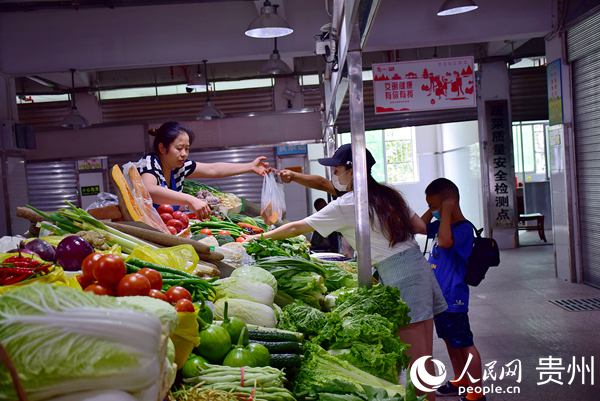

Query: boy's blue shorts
434 311 474 348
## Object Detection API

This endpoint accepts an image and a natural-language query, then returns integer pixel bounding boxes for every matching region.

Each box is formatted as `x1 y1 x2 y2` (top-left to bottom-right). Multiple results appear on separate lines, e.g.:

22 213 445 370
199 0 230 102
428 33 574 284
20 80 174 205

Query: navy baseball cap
318 143 376 170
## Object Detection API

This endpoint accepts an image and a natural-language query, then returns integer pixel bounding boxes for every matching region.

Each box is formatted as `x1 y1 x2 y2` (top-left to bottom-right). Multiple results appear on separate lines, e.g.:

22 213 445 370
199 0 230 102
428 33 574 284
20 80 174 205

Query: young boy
423 178 485 401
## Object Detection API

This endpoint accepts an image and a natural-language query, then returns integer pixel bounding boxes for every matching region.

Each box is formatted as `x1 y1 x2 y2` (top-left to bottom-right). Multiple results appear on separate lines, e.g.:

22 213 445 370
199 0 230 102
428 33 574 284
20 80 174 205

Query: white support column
477 61 519 249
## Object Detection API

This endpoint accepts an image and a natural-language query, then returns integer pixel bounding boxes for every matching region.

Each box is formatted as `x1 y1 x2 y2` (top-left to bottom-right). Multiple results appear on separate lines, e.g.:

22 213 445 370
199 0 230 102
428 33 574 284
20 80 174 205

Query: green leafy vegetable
319 261 358 292
244 236 310 260
293 343 405 399
333 285 411 329
255 257 329 308
277 301 327 338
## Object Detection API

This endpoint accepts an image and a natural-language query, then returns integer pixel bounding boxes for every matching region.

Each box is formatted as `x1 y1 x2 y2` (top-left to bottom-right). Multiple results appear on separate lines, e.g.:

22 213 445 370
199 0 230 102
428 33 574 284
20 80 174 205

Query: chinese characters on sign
547 59 563 126
486 100 515 229
372 57 476 114
80 185 100 197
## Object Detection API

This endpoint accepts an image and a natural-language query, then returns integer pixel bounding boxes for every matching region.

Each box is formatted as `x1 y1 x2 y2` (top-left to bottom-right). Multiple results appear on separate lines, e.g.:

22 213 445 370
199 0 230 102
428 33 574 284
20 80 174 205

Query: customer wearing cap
245 144 447 399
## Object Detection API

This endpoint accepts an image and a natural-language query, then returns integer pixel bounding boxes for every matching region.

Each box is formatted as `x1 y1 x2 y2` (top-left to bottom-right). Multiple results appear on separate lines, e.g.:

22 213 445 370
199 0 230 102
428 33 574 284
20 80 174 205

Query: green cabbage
215 277 275 305
230 266 278 291
0 284 171 401
214 298 277 327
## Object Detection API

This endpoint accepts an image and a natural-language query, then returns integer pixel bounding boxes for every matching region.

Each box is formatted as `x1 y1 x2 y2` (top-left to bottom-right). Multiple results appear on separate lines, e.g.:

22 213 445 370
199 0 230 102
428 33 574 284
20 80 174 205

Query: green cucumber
249 340 302 354
246 325 304 342
268 353 303 369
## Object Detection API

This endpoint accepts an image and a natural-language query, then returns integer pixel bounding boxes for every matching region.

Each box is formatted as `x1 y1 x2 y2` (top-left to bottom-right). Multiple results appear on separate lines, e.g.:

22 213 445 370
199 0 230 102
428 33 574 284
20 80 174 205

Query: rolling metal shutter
568 9 600 288
26 160 80 211
189 146 276 204
510 66 549 122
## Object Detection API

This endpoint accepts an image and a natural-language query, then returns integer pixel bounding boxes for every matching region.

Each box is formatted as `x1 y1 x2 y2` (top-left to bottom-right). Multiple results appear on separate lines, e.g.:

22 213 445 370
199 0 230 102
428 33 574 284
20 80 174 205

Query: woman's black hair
346 167 414 246
148 121 195 154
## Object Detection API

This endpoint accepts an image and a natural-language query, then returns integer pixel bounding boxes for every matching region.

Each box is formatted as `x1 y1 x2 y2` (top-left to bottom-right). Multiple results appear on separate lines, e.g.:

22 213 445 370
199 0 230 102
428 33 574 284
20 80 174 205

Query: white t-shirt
303 192 418 264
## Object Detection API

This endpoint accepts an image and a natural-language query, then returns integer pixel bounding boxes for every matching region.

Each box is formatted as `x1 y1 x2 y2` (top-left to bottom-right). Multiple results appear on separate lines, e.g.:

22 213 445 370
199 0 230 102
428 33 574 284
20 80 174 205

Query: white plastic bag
260 173 286 225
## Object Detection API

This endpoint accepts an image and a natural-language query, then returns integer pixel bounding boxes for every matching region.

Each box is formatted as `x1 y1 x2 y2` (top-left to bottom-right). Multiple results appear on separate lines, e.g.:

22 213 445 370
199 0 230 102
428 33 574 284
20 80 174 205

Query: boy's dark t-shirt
428 220 474 313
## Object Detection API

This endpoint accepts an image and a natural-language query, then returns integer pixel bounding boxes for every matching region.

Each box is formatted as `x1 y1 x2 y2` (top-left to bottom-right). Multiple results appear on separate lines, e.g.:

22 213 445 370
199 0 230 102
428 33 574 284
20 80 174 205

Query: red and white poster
372 56 476 114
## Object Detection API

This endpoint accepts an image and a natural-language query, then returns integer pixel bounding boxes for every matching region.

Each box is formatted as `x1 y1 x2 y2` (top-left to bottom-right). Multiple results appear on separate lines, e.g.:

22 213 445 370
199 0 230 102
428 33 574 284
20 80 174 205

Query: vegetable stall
1 177 421 401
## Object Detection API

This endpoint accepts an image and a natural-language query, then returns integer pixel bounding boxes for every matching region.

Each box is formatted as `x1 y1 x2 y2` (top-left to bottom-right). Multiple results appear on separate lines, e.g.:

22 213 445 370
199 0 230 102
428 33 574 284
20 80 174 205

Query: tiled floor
431 246 600 401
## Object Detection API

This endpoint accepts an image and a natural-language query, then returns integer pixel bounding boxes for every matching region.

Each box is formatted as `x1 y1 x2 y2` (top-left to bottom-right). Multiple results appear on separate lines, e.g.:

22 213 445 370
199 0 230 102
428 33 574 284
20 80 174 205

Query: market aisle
431 246 600 401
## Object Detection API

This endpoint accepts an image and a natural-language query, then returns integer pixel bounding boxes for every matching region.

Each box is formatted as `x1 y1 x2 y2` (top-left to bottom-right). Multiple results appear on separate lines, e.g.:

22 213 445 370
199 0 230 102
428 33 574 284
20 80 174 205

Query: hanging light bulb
260 38 292 75
437 0 478 16
197 60 225 120
60 69 90 129
245 1 293 38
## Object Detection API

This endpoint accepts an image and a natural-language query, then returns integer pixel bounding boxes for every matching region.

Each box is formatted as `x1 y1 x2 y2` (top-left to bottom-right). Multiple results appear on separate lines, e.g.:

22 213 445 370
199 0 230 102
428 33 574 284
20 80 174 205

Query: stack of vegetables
247 325 305 372
244 236 310 261
255 257 331 309
0 284 179 401
213 265 279 328
274 285 415 400
182 180 242 214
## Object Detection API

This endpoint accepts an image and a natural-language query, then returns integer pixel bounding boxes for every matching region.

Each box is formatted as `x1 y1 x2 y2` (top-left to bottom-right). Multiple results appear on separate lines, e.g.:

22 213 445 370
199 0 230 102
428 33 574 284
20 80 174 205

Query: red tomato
175 299 195 312
173 211 190 227
137 268 163 290
76 273 94 289
165 286 192 304
93 254 126 288
167 226 178 235
117 273 151 296
157 204 174 215
84 283 114 296
218 230 231 236
167 219 184 232
148 289 169 302
160 213 173 224
187 213 197 220
236 236 246 243
81 252 103 279
199 228 212 236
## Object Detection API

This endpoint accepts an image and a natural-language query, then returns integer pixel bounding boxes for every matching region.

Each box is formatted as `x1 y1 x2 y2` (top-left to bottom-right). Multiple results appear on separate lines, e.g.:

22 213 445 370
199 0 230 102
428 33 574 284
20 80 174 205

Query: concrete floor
432 246 600 401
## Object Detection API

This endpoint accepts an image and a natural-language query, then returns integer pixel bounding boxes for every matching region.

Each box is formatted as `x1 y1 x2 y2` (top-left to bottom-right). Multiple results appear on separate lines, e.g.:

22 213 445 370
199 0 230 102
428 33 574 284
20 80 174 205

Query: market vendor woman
245 144 446 397
138 121 268 219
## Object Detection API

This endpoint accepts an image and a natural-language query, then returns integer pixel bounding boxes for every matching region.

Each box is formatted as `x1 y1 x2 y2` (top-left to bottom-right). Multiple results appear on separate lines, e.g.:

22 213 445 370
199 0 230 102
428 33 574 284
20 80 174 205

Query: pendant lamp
245 1 293 38
60 69 90 129
260 38 292 75
437 0 478 16
197 60 225 120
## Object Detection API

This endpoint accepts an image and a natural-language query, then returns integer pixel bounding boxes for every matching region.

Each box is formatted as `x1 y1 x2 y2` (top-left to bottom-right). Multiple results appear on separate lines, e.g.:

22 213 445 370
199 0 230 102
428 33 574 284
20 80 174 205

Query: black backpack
423 220 500 286
463 221 500 286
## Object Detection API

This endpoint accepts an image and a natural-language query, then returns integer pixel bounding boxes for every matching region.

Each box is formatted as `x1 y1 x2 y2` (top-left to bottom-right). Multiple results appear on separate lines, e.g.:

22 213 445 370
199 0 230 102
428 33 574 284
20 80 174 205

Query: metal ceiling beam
0 0 250 13
323 0 381 129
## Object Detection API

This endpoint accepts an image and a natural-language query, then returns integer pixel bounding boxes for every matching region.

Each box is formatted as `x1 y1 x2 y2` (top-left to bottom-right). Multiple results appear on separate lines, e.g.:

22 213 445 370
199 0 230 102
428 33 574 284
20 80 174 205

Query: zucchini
269 353 303 369
250 340 303 354
246 325 304 342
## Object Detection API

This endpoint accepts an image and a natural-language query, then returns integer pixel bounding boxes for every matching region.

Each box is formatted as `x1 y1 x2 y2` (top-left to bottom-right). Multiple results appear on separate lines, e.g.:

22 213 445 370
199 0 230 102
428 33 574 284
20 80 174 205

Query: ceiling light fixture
437 0 478 16
60 68 89 129
260 38 292 75
245 1 293 38
186 64 207 92
197 60 225 120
